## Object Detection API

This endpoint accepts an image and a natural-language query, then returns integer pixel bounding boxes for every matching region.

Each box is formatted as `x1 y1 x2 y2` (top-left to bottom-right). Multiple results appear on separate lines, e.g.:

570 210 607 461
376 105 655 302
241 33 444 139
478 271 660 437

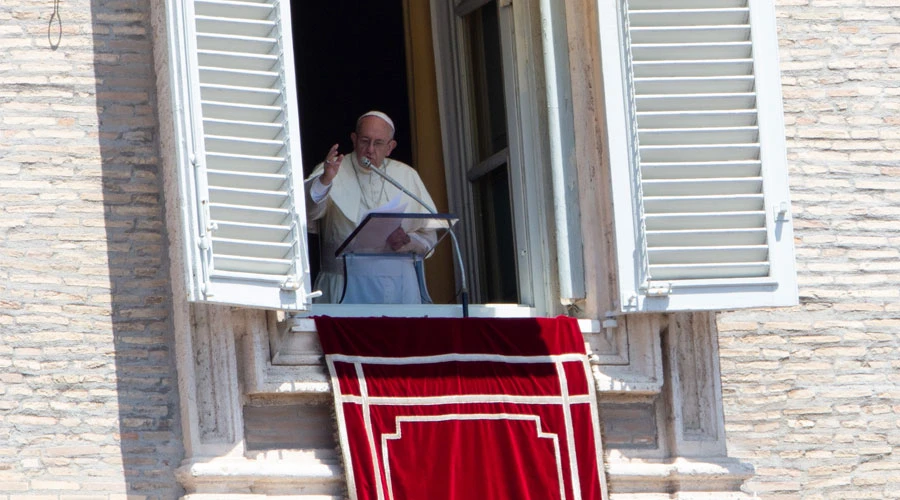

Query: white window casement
162 0 797 315
598 0 798 313
431 0 561 312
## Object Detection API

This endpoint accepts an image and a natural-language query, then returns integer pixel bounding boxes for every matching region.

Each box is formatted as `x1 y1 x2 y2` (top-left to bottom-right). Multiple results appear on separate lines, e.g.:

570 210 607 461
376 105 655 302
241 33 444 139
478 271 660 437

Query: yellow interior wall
403 1 456 305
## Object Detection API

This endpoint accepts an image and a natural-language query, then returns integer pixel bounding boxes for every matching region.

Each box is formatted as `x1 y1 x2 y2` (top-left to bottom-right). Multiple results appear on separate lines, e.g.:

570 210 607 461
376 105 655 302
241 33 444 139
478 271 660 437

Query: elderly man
305 111 438 304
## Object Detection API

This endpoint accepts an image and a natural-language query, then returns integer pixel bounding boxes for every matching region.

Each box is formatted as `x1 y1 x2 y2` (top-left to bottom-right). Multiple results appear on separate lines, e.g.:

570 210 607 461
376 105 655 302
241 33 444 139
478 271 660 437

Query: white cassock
305 155 438 304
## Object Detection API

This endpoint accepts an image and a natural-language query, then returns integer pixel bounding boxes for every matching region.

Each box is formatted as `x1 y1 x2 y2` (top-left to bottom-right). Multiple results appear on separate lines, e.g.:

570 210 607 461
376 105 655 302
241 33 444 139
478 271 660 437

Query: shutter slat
209 203 291 226
642 178 763 196
629 0 748 9
639 110 757 128
209 186 289 209
203 118 283 140
649 262 769 280
212 238 293 260
198 50 278 72
649 245 768 264
632 42 752 61
207 169 288 191
205 137 284 157
196 16 275 38
197 34 276 54
644 211 766 230
205 152 286 174
629 9 750 28
212 255 293 275
647 228 767 246
642 160 761 179
633 59 753 77
630 26 750 44
634 76 755 94
213 221 292 242
201 102 281 122
200 67 279 88
638 127 759 146
636 93 756 112
200 84 280 106
640 144 759 162
643 194 763 213
194 0 274 20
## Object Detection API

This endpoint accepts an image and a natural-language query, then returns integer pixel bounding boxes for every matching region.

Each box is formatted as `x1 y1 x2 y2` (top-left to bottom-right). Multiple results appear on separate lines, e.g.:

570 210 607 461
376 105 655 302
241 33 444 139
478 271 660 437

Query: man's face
351 116 397 168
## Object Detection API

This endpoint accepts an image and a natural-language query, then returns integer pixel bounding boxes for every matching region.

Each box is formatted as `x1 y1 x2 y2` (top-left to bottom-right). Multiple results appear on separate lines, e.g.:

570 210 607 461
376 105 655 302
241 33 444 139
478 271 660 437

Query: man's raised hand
320 144 344 186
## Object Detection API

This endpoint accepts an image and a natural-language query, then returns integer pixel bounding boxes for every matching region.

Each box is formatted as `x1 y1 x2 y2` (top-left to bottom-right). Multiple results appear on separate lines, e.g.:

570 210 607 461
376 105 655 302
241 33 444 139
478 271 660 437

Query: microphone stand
364 158 469 317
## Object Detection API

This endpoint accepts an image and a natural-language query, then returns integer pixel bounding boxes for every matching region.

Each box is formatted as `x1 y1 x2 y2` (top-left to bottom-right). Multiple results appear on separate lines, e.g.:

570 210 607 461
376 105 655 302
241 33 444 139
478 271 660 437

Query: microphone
362 157 469 317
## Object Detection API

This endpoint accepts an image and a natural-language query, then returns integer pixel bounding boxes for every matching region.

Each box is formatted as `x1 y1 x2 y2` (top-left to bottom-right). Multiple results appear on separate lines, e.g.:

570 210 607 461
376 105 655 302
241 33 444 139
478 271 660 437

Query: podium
334 213 458 304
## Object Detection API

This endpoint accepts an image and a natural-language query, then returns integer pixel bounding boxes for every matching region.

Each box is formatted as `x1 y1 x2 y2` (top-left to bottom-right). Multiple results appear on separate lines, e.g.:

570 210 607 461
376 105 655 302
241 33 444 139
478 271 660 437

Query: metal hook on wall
48 0 62 49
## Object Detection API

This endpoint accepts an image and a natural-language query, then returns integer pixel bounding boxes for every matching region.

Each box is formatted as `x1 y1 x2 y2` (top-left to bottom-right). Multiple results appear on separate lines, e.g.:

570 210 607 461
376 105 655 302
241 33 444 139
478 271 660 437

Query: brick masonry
0 0 898 499
717 0 900 498
0 1 183 499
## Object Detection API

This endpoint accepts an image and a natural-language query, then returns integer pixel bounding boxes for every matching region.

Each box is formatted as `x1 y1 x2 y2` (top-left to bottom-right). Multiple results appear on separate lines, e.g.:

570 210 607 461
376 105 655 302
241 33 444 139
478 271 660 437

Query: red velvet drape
316 316 604 500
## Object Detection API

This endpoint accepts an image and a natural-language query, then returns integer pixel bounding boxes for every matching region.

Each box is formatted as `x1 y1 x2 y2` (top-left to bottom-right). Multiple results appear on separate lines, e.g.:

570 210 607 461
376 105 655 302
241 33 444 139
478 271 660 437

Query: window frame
431 0 561 313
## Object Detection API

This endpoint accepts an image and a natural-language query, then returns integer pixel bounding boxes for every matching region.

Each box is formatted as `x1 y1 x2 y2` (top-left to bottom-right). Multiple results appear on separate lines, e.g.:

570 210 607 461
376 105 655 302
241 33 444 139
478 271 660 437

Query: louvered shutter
598 0 797 312
166 0 312 310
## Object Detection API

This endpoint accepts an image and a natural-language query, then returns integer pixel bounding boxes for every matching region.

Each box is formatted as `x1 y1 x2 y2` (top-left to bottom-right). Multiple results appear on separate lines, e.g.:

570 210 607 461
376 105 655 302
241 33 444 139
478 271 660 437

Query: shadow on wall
91 0 184 498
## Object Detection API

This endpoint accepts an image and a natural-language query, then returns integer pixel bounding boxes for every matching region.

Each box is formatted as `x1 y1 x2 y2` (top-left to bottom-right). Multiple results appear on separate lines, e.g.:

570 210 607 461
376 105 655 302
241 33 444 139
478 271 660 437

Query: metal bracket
281 276 301 291
645 282 672 297
774 201 790 222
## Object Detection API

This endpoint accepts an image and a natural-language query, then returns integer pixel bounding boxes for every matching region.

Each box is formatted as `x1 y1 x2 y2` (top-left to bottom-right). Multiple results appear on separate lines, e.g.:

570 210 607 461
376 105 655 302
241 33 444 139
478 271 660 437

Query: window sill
271 309 600 365
297 302 538 318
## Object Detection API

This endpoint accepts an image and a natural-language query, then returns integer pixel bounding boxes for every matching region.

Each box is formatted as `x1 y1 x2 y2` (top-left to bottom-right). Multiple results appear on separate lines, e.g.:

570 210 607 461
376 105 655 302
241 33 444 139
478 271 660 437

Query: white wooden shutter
598 0 797 312
166 0 312 310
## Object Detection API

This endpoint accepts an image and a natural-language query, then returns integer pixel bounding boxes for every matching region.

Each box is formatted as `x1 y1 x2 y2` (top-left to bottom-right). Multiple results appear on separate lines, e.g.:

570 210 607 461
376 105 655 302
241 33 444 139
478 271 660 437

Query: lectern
334 213 458 304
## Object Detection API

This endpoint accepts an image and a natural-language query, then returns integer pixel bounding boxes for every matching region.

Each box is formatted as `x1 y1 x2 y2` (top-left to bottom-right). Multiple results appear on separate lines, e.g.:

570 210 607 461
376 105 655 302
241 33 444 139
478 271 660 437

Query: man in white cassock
305 111 438 304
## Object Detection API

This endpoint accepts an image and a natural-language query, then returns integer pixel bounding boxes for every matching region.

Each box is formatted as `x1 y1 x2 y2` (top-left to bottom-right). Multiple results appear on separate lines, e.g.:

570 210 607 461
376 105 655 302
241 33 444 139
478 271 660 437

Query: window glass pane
465 2 508 160
464 0 518 304
475 164 518 303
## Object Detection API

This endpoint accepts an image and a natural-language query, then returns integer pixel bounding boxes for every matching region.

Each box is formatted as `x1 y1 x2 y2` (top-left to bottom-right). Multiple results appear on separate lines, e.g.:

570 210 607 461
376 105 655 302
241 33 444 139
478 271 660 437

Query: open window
431 0 572 313
162 0 797 315
461 2 520 304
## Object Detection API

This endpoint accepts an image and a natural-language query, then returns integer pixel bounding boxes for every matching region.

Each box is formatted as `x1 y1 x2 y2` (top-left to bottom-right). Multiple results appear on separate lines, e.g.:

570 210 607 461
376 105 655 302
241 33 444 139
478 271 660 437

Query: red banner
316 316 605 500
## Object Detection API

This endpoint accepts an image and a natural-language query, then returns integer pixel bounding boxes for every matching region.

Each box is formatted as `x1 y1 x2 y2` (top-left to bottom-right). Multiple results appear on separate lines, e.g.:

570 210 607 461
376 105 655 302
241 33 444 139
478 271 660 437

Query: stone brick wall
718 1 900 498
2 0 897 498
0 1 182 498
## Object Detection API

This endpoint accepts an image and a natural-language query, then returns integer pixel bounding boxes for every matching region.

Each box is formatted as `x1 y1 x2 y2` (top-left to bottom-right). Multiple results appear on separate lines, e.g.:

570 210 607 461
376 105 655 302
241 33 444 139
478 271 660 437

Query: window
462 1 519 304
431 0 560 312
162 0 797 314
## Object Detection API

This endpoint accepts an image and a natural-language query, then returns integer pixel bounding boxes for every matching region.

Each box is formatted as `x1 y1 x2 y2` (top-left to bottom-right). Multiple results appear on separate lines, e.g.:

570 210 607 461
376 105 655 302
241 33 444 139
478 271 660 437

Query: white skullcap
357 110 395 136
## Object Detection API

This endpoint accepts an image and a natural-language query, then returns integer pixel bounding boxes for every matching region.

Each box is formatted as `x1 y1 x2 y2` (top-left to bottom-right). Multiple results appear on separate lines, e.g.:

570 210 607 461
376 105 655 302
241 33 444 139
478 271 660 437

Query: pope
304 110 438 304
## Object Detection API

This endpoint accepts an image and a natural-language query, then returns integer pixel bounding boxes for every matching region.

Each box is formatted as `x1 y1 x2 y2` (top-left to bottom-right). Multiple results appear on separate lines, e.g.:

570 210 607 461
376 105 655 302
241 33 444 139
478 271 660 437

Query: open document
339 194 409 254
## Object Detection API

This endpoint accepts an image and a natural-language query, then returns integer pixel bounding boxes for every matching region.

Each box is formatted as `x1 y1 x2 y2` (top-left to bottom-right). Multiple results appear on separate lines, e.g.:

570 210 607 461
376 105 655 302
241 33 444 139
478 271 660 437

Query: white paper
362 193 408 219
347 194 410 253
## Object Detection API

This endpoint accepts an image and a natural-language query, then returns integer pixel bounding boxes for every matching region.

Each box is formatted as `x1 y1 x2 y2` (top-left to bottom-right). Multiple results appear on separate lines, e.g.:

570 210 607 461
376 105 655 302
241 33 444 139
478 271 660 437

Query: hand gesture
320 144 343 186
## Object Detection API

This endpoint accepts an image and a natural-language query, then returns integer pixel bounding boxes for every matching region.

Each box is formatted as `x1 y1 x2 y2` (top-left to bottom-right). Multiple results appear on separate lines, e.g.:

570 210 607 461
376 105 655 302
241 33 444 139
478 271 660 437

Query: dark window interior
291 0 411 280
